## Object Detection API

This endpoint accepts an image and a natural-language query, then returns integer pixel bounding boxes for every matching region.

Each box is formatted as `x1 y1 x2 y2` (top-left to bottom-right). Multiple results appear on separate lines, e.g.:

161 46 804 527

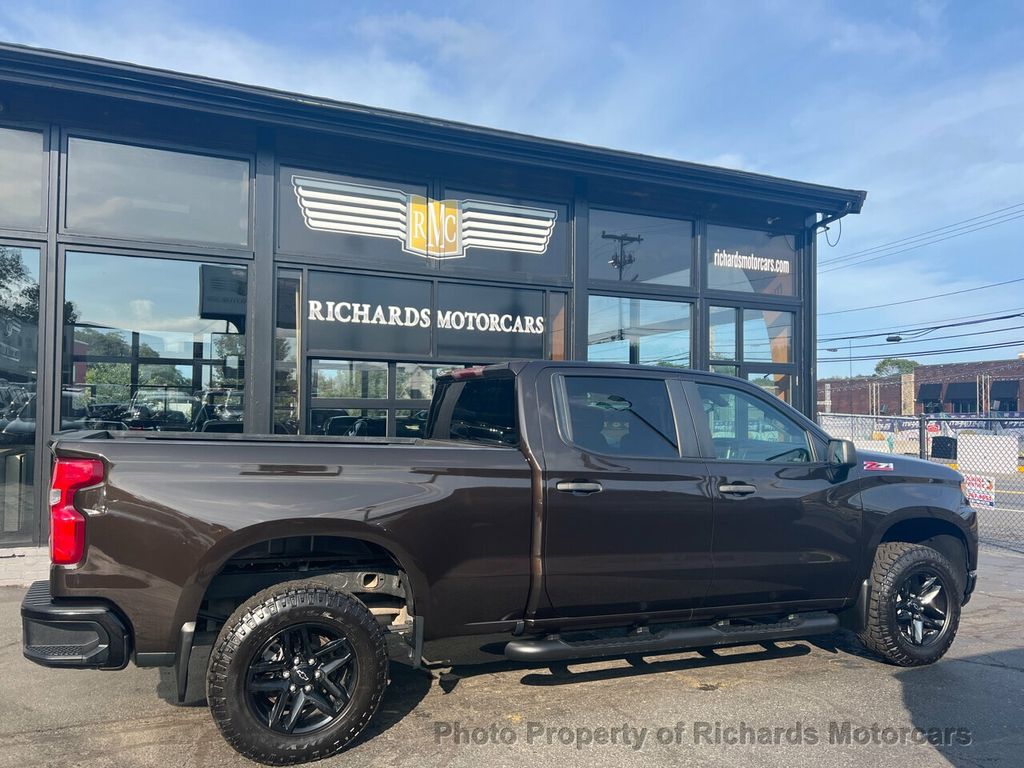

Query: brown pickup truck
22 361 977 764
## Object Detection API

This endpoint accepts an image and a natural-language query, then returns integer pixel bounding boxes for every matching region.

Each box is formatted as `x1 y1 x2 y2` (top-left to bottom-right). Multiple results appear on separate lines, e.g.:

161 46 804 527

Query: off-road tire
207 580 388 764
858 542 962 666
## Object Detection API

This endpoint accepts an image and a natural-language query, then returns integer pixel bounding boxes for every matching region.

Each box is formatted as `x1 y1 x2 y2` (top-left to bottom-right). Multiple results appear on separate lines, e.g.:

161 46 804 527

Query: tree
874 357 919 377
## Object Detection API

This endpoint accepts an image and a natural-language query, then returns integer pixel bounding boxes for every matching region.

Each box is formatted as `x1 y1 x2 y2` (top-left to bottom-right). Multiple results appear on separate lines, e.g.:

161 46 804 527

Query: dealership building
0 43 865 548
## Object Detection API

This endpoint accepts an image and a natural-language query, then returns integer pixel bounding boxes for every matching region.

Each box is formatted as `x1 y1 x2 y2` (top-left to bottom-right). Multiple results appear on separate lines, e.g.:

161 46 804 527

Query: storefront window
396 408 429 437
588 209 692 287
62 252 247 432
743 309 793 363
274 272 300 433
587 295 691 368
0 128 46 230
548 293 568 360
709 305 738 362
396 363 441 400
0 246 40 544
66 138 250 247
310 408 387 436
312 360 388 399
748 373 793 404
706 225 797 296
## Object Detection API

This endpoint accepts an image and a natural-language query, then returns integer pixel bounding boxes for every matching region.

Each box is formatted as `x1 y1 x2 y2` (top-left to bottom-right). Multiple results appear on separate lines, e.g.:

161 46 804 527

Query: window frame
552 371 697 460
682 378 822 464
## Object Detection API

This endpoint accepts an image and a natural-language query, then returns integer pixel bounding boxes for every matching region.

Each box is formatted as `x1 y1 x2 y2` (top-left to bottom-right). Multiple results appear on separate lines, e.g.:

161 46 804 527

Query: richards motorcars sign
304 271 547 359
292 176 557 260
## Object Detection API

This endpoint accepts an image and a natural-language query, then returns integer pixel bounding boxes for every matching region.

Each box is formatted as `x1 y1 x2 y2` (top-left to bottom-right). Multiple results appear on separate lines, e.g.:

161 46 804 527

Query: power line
818 212 1024 273
818 202 1024 265
818 306 1024 341
819 277 1024 316
815 309 1024 342
816 321 1024 352
818 338 1024 363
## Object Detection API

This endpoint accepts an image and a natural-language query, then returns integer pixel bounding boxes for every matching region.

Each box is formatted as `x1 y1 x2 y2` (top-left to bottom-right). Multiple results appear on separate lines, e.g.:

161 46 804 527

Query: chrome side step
503 612 839 662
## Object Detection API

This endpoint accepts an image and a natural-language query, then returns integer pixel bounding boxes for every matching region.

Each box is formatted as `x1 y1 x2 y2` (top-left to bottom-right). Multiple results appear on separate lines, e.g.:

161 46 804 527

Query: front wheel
858 542 963 666
207 580 388 764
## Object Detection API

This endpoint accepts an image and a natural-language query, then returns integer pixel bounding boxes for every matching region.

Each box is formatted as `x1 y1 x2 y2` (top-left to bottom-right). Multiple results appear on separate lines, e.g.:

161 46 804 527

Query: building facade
817 357 1024 416
0 44 864 547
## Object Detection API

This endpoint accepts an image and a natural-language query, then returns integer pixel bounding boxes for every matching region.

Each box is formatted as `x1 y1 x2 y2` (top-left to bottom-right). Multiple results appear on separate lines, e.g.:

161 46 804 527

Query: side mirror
827 438 856 467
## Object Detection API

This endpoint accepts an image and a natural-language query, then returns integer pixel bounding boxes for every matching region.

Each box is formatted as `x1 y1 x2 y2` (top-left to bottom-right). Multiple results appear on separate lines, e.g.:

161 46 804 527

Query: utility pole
601 231 642 282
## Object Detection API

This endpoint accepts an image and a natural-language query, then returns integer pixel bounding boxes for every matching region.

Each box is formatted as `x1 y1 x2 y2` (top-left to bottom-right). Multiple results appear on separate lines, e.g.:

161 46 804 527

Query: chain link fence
819 413 1024 553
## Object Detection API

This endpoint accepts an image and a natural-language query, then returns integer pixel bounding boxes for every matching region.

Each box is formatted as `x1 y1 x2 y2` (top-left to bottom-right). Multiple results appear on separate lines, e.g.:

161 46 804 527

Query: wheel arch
171 519 429 650
869 511 972 584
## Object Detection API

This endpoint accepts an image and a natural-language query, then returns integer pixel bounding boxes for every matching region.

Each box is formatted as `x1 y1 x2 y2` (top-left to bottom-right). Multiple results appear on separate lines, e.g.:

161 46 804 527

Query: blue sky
2 0 1023 377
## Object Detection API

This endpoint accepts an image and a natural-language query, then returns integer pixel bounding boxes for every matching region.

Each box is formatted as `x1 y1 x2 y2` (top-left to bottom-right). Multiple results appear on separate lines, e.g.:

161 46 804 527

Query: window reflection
743 309 793 363
707 225 796 295
0 128 46 230
589 210 692 287
587 295 691 368
0 246 41 544
274 273 300 434
62 252 247 432
66 138 250 247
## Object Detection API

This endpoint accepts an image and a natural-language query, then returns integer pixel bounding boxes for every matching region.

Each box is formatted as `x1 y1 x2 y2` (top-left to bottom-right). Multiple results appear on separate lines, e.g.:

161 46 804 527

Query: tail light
49 458 104 565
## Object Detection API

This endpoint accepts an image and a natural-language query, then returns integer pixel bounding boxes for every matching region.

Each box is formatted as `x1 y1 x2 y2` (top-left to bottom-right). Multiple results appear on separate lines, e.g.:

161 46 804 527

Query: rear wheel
207 580 388 764
858 542 962 666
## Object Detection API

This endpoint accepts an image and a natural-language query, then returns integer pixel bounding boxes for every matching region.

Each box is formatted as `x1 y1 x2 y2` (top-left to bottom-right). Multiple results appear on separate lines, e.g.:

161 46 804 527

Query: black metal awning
916 383 941 402
943 382 976 402
990 380 1020 400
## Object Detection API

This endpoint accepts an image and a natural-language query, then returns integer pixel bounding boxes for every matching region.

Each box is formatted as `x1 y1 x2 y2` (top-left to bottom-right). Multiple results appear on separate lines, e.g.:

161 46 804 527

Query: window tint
706 225 797 295
66 138 250 247
561 376 678 458
0 127 46 229
62 252 246 433
588 209 693 287
587 295 691 367
697 383 810 462
447 378 518 445
0 246 40 545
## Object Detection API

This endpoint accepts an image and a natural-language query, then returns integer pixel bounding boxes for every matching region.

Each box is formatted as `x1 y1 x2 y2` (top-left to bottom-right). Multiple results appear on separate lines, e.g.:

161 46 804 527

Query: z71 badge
863 460 895 471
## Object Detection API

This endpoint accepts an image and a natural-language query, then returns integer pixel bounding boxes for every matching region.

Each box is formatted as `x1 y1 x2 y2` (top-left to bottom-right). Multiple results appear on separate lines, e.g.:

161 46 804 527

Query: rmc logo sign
292 176 557 260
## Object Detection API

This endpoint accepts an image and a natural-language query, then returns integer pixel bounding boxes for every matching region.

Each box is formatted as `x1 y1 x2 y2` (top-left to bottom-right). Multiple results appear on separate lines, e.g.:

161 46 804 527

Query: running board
504 612 839 662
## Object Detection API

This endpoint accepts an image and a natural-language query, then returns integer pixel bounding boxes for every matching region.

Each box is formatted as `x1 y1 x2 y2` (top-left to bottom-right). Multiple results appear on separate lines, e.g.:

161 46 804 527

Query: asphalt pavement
1 546 1022 768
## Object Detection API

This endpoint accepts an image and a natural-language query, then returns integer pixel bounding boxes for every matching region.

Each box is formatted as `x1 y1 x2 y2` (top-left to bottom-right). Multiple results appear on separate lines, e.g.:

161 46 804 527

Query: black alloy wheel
245 623 359 735
893 569 950 647
858 542 963 666
208 581 389 765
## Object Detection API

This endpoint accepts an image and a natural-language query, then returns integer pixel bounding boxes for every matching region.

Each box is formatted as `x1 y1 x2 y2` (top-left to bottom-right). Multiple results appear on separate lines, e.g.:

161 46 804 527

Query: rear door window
439 378 518 445
557 376 679 458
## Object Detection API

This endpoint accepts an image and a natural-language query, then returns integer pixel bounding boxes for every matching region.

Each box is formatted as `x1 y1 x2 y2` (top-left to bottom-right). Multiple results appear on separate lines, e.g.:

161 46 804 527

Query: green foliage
874 357 920 377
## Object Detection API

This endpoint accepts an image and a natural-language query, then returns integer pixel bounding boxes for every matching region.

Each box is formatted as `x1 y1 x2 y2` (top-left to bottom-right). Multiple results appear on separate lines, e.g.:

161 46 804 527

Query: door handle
556 481 603 495
719 483 756 496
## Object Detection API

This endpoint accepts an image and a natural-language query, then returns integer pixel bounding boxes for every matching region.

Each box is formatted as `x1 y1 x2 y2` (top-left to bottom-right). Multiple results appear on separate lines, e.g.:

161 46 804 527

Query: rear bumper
21 580 131 670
